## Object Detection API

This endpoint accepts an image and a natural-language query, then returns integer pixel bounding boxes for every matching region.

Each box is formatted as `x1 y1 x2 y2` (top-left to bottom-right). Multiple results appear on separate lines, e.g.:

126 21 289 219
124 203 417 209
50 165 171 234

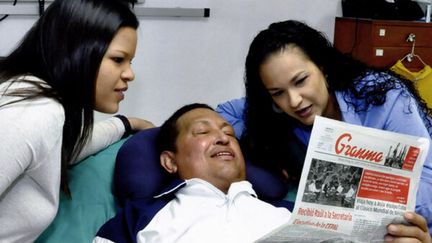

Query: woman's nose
121 65 135 82
288 90 302 108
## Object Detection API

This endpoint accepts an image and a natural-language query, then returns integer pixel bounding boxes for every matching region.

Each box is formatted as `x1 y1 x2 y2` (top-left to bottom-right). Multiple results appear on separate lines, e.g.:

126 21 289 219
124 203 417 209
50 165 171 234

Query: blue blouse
216 84 432 230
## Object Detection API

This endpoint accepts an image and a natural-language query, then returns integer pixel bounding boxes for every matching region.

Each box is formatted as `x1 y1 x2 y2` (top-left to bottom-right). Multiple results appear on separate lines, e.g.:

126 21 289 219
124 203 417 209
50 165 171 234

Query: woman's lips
117 91 125 100
295 105 312 118
115 87 127 100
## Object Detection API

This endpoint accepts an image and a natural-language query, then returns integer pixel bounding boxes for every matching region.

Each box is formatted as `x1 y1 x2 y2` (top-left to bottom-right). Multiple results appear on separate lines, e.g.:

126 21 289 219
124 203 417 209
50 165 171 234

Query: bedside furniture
333 17 432 71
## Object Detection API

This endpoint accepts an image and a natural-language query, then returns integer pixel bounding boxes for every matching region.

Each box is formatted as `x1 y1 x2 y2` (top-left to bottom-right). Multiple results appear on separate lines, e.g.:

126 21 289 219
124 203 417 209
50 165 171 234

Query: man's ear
160 151 178 174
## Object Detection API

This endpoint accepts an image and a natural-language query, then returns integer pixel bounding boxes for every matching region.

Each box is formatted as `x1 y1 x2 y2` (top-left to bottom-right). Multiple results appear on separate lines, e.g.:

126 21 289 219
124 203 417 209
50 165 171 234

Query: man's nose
215 131 229 145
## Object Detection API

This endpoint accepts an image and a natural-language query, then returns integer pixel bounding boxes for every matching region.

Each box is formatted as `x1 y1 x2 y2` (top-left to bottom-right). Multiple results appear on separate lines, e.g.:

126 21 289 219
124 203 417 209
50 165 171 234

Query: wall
0 0 342 125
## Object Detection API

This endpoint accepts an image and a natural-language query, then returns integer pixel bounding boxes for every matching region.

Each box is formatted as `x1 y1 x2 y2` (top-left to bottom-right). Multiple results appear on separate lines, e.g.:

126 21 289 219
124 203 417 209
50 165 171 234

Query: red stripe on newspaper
402 146 420 171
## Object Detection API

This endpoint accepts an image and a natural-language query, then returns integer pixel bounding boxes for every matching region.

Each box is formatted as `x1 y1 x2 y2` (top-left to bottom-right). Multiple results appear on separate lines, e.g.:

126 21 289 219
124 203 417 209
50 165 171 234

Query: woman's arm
128 117 155 131
75 116 155 163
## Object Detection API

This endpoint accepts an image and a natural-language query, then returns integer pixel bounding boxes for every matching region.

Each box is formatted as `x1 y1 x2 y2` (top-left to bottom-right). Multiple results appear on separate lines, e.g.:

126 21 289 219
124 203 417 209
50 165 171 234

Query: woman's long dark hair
0 0 139 195
243 20 432 181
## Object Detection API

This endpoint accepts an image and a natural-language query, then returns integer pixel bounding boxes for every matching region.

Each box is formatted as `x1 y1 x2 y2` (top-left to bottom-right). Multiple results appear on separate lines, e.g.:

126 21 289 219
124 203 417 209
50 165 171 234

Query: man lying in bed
93 103 431 243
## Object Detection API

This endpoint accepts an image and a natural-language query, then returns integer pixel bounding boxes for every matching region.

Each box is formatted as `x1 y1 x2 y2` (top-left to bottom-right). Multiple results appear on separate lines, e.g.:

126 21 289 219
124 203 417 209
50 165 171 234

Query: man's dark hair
156 103 213 155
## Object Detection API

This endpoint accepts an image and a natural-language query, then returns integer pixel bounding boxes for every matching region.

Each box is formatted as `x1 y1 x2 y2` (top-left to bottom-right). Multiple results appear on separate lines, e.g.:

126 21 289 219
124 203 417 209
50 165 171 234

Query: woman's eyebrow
291 71 307 82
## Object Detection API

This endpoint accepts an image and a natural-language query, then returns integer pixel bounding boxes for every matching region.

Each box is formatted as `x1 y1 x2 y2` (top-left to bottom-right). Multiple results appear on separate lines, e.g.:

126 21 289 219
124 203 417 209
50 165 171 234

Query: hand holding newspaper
257 116 429 243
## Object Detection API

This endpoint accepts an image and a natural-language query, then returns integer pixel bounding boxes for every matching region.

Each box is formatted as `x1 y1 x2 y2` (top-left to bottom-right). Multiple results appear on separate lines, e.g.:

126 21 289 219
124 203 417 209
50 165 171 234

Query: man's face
162 108 246 193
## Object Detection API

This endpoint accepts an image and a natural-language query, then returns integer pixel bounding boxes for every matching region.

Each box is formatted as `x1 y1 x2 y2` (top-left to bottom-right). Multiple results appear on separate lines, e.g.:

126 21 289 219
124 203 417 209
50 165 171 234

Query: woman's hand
128 117 155 131
385 212 431 243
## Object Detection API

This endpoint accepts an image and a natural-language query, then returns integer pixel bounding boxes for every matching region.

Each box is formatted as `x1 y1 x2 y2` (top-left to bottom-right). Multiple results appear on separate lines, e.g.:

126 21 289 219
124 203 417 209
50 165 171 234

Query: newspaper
257 116 429 243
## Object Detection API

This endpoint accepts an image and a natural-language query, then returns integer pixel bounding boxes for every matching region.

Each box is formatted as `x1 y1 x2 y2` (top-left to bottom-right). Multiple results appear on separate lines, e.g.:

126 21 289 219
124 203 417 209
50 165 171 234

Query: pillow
245 160 289 199
114 127 173 206
35 138 128 243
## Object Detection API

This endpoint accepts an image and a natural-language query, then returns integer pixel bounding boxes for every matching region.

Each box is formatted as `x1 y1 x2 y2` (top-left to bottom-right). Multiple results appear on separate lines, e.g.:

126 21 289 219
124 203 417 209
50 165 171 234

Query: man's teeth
216 152 231 156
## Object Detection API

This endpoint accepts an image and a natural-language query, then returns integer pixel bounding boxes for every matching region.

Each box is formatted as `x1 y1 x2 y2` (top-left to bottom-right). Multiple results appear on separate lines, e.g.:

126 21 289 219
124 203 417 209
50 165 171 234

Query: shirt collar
154 178 257 200
153 178 187 199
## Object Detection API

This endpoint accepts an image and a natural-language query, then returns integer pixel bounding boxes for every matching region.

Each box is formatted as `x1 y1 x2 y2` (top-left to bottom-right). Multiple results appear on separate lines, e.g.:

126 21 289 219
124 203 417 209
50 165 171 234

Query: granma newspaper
257 116 429 243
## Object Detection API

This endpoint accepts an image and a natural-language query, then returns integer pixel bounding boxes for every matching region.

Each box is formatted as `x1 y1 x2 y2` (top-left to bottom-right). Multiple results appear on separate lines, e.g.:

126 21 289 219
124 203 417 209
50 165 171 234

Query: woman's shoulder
1 75 65 127
216 97 246 115
337 72 422 131
216 97 247 138
1 74 59 101
1 75 47 88
355 71 397 88
341 71 409 104
337 71 415 114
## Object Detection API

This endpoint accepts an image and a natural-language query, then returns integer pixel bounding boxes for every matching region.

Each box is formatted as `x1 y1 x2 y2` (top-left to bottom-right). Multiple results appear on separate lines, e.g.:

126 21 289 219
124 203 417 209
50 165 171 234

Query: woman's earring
272 103 284 113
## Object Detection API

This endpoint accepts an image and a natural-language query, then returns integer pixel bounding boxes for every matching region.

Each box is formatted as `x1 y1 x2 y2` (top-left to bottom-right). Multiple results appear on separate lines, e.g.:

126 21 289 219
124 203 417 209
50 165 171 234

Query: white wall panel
0 0 342 125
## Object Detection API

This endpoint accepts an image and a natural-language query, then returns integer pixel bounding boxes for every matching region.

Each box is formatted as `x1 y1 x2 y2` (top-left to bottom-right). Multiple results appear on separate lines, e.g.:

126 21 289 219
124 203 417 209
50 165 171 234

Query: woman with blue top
216 20 432 233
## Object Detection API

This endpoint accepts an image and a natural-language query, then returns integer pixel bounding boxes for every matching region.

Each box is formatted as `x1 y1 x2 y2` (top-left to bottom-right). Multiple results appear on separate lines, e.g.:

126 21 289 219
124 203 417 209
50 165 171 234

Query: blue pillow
245 160 289 199
114 127 173 206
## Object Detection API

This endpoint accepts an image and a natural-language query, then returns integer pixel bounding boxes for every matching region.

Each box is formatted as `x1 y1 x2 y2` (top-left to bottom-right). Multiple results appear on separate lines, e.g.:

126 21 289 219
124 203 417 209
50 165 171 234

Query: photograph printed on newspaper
257 116 429 243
